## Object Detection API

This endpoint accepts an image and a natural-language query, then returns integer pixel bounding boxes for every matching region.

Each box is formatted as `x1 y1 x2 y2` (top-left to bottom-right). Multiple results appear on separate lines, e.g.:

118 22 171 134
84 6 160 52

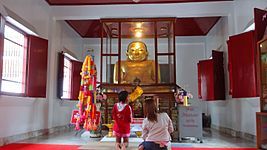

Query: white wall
175 37 206 111
0 96 49 138
50 1 233 20
83 38 101 82
48 20 83 127
0 0 83 139
0 0 50 38
233 0 267 35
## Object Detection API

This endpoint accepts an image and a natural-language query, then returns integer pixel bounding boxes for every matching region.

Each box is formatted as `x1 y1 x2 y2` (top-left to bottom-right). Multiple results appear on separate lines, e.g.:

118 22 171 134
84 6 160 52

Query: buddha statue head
126 41 148 61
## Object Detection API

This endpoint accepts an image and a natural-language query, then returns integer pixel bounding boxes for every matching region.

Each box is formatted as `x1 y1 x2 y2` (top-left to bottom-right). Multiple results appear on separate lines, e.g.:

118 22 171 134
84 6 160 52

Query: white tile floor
17 128 256 149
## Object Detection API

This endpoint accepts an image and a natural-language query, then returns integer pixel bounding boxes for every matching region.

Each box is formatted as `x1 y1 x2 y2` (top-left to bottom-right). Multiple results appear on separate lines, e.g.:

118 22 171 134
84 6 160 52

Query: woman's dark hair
143 97 158 122
118 91 128 103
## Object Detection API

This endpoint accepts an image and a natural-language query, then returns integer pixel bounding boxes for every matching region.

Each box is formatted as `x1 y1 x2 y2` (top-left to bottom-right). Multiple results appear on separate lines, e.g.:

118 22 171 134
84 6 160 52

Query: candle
183 96 188 106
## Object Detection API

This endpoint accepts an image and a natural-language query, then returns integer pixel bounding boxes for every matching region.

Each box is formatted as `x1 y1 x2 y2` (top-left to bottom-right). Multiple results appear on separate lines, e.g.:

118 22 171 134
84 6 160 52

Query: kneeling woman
139 98 174 150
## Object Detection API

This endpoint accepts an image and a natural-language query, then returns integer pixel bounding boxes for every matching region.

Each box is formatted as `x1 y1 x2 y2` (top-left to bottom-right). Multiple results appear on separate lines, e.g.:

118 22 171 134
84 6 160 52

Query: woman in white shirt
138 98 174 150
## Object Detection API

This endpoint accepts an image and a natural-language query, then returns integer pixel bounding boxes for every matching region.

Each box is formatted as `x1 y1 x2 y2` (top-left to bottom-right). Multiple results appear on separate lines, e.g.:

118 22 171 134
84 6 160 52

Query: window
57 52 82 100
62 56 72 99
1 24 27 93
0 19 48 97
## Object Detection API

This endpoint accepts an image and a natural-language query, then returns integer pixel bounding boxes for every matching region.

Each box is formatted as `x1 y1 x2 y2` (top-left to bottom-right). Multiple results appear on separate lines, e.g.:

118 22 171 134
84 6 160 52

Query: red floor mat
0 143 256 150
172 148 256 150
0 143 79 150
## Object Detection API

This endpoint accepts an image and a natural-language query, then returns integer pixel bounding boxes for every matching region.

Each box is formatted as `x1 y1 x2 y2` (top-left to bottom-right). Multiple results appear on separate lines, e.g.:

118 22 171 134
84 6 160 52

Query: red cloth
112 103 132 136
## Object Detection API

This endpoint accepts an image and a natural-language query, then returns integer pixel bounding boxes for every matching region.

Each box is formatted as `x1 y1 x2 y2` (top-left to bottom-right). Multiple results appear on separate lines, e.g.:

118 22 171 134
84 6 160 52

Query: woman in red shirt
112 91 132 150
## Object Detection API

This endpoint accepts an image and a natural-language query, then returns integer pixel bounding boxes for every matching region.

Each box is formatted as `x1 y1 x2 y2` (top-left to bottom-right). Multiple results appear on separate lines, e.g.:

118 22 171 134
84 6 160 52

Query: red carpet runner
172 148 256 150
0 143 79 150
0 143 257 150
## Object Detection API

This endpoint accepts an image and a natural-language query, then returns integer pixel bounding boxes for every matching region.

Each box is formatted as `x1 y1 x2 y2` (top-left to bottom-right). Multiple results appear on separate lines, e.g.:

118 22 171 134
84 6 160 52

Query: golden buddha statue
114 41 160 84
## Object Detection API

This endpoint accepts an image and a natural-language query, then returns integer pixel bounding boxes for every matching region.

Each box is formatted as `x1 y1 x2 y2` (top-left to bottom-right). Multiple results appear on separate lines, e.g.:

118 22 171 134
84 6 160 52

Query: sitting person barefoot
138 97 174 150
138 144 144 150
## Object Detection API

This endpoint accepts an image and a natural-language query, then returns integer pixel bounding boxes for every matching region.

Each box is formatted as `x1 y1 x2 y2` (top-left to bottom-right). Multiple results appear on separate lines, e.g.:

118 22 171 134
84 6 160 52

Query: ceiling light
135 31 142 38
132 0 141 3
136 22 142 28
134 28 143 38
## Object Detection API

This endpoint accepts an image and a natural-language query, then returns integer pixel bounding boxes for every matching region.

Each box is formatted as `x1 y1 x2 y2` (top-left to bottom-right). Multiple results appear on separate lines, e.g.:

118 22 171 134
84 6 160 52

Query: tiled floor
171 129 256 148
18 128 256 149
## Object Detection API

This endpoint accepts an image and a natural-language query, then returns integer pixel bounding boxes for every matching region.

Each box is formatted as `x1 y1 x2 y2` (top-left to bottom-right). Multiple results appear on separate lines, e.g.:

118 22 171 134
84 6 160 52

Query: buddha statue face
126 41 148 61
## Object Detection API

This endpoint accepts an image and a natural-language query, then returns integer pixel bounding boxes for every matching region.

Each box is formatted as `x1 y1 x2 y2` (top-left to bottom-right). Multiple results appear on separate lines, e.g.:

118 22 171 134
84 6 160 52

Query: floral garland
75 55 98 131
174 88 193 106
95 87 107 103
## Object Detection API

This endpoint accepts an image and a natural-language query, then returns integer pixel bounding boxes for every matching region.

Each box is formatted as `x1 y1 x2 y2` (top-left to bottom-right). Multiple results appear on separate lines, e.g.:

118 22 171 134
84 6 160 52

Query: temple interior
0 0 267 149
